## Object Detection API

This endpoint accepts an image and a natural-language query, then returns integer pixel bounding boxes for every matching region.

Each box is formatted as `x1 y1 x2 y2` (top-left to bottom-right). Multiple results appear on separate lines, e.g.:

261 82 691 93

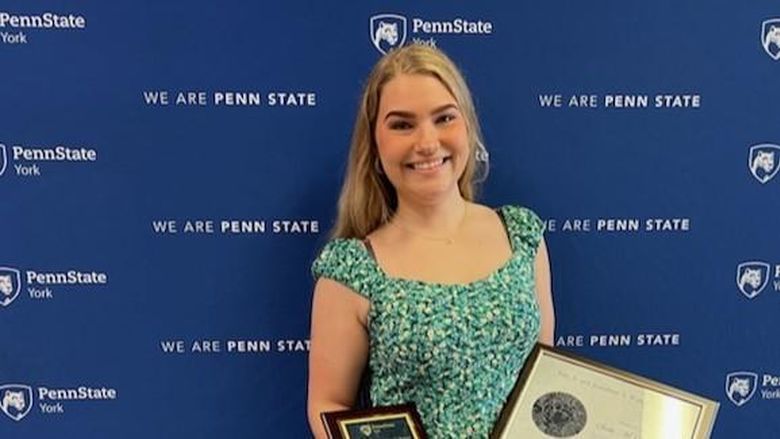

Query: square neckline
359 205 518 288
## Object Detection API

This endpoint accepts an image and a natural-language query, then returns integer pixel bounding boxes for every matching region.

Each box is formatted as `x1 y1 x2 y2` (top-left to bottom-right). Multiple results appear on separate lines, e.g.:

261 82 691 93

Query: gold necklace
390 204 469 245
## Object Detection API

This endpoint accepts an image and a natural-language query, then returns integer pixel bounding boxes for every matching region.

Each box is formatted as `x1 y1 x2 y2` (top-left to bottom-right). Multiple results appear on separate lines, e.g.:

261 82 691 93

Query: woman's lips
405 156 451 171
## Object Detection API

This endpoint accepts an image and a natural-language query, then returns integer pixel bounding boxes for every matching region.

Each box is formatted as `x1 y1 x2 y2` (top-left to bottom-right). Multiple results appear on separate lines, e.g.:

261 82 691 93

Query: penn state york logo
748 144 780 184
763 19 780 60
0 384 33 422
0 267 22 307
0 144 7 177
370 14 407 54
736 261 770 299
726 372 758 407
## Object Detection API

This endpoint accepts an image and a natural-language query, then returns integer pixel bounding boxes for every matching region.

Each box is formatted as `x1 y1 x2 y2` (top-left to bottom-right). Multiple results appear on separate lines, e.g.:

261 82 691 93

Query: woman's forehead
378 73 457 114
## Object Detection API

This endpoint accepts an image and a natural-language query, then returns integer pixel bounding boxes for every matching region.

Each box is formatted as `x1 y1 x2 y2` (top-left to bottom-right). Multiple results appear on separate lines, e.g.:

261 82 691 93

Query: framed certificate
492 344 719 439
321 403 428 439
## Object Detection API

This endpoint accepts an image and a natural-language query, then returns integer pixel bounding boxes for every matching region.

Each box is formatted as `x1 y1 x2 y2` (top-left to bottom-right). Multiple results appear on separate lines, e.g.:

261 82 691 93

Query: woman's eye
436 114 456 124
389 120 413 130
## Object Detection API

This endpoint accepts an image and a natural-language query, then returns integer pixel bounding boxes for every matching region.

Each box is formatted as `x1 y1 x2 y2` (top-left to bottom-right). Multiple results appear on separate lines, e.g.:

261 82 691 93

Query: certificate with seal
492 344 719 439
321 403 428 439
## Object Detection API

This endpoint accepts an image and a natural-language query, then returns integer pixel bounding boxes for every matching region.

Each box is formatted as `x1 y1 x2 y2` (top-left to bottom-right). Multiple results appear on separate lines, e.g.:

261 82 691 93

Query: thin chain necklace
389 203 469 245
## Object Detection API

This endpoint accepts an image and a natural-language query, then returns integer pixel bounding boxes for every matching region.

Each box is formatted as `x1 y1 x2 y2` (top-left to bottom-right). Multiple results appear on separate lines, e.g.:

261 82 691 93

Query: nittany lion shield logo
748 144 780 184
736 261 770 299
0 267 21 308
0 384 33 422
370 14 407 54
0 144 7 177
762 19 780 60
726 372 758 407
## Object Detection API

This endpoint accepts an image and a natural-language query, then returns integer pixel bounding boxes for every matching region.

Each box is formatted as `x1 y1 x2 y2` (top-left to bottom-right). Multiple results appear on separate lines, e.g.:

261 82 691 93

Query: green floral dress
312 205 544 438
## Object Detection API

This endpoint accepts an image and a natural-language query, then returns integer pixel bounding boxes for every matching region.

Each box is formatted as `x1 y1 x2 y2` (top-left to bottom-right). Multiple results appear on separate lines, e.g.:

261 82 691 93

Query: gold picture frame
492 344 719 438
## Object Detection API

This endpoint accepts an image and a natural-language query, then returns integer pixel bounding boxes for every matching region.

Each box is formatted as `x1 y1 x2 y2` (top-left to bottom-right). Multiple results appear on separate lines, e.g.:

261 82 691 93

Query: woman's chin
398 182 462 204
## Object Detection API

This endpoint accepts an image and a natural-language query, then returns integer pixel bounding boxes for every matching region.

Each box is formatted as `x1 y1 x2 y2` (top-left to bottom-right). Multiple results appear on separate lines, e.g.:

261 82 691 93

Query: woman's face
374 73 469 204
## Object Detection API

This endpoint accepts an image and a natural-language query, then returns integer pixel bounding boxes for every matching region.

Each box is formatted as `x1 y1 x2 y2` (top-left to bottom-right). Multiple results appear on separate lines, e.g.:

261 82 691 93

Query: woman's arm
534 237 556 345
308 278 371 438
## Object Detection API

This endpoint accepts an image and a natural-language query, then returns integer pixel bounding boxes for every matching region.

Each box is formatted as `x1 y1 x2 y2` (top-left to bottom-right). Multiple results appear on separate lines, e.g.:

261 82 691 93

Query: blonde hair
332 44 487 239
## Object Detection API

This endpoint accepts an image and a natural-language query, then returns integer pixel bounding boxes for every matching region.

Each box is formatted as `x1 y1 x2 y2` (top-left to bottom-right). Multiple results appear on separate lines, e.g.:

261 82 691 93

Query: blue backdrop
1 1 779 437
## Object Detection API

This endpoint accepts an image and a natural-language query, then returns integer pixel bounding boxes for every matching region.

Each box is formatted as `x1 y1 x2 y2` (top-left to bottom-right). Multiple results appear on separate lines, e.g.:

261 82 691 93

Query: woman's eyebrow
383 104 459 121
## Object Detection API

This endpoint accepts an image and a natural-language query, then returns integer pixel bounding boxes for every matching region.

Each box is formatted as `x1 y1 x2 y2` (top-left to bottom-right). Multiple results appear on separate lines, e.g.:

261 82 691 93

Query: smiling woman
307 44 555 438
374 74 470 208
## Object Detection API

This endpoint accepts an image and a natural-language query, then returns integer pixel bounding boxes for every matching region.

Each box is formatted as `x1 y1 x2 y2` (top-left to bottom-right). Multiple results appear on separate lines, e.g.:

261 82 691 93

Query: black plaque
321 403 427 439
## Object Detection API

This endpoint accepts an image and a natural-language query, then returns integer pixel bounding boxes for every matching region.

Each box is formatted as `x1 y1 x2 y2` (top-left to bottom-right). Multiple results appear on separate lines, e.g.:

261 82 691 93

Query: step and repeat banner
1 1 778 437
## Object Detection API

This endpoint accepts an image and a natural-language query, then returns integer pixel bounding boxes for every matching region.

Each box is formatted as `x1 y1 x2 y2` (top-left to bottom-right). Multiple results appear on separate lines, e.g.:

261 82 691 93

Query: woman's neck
392 191 468 236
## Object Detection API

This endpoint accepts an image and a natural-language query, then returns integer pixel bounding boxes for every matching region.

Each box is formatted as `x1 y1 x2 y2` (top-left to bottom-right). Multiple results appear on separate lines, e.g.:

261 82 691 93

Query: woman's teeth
410 157 448 170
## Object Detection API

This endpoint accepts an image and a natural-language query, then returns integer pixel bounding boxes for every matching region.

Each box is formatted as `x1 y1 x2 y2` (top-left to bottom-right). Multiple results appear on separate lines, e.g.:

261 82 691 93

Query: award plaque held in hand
322 403 428 439
491 344 719 439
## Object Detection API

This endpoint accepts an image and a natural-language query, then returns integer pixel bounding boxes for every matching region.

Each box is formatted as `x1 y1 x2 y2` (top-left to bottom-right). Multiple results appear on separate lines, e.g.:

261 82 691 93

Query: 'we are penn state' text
539 93 701 109
152 219 319 235
143 90 317 107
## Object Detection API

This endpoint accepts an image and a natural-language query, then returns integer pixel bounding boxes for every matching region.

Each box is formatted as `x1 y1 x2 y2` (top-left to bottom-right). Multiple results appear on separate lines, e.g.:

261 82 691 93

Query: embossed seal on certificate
531 391 587 437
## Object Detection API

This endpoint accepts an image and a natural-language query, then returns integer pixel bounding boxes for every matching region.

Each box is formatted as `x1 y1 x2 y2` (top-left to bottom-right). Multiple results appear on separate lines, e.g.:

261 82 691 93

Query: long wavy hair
332 45 487 239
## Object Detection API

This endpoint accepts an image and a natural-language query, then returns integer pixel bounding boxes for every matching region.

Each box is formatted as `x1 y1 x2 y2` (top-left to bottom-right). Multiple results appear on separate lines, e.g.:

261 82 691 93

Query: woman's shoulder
311 238 370 280
317 237 363 254
496 204 543 226
485 203 546 254
312 238 366 274
311 238 381 296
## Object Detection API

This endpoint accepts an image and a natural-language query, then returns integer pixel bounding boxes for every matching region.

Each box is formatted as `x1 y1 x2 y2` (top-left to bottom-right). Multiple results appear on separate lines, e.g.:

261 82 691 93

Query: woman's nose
414 121 439 154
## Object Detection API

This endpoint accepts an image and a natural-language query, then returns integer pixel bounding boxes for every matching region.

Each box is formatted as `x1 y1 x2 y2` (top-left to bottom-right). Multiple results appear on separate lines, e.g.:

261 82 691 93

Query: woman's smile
405 156 452 172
